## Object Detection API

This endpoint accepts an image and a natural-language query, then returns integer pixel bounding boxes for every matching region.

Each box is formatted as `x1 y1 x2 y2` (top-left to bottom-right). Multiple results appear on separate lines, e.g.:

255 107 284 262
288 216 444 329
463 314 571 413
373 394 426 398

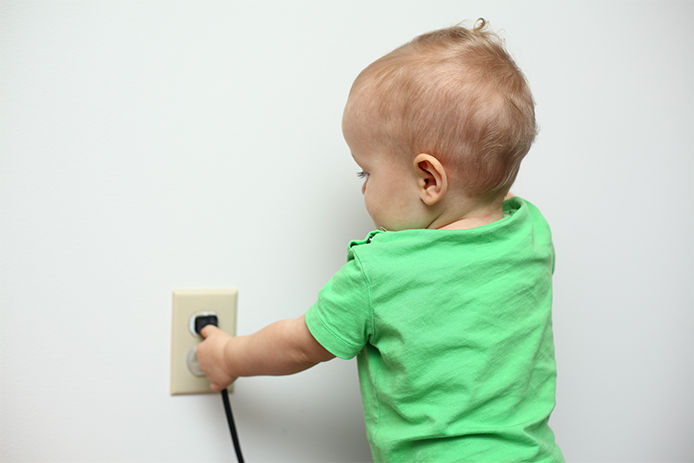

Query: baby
197 19 564 462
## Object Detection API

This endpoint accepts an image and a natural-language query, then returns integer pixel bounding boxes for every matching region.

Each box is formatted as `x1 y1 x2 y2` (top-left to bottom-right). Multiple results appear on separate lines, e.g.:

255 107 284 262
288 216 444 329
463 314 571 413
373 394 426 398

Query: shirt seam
352 250 375 339
351 248 382 450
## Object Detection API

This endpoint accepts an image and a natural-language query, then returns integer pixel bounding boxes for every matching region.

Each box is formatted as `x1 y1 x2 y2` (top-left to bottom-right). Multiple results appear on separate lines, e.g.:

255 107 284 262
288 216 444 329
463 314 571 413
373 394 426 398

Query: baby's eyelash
357 171 369 179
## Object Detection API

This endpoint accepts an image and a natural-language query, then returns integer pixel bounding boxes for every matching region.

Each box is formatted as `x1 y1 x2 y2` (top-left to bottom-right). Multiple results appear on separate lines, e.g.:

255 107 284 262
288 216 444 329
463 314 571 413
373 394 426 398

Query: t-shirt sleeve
305 252 373 360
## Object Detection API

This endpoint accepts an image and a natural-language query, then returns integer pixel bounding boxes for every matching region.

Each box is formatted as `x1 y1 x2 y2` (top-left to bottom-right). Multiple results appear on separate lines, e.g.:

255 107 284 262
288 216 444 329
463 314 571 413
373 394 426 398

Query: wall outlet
170 289 238 395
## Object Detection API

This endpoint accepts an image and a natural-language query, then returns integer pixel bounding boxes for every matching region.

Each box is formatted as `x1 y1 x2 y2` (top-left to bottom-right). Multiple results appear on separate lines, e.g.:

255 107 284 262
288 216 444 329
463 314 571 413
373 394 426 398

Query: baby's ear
413 153 448 206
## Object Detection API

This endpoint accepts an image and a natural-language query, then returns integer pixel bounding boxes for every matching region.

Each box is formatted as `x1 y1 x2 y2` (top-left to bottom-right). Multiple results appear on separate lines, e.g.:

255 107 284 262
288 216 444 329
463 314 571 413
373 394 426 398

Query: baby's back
352 197 564 462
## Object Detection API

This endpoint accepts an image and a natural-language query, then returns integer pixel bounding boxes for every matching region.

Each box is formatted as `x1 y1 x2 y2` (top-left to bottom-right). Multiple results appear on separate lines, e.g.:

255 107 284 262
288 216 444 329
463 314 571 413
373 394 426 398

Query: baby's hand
196 325 237 392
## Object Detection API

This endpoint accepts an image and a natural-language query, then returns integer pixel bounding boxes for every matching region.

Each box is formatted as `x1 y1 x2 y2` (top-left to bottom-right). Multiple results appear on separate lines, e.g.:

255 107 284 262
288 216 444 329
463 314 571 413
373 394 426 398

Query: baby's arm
196 314 335 392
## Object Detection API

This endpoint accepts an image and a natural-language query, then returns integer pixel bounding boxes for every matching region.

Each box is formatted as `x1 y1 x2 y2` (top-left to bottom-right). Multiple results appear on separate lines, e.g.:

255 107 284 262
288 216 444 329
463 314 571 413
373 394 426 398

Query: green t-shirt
305 197 564 462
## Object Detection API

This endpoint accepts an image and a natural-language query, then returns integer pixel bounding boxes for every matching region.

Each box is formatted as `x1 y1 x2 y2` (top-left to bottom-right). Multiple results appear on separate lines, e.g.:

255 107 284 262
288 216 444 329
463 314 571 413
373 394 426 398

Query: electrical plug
194 313 219 335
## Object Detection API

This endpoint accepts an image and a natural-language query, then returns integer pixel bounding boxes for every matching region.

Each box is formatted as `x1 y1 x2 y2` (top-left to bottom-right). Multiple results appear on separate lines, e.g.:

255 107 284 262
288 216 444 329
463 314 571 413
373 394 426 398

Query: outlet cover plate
170 289 237 395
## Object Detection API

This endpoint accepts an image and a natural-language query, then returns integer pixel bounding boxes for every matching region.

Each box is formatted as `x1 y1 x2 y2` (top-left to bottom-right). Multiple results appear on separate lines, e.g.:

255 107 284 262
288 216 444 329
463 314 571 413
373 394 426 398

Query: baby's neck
435 212 503 230
431 201 505 231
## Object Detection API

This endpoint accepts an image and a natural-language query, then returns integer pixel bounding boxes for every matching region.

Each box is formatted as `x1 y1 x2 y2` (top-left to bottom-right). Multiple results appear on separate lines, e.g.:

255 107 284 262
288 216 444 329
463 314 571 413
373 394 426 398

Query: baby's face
342 95 427 231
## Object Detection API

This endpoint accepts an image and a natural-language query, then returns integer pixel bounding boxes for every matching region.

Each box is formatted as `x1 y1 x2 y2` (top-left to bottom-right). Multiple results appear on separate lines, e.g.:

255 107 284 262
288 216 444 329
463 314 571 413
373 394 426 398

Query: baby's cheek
363 196 379 225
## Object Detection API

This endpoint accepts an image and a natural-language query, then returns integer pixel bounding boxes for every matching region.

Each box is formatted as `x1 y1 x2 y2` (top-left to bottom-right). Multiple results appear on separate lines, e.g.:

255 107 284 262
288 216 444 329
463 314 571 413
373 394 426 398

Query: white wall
1 1 692 462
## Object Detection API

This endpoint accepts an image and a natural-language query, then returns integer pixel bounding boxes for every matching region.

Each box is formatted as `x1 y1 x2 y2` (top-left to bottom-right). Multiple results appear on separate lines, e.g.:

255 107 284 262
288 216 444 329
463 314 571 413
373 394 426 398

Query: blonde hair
347 19 537 198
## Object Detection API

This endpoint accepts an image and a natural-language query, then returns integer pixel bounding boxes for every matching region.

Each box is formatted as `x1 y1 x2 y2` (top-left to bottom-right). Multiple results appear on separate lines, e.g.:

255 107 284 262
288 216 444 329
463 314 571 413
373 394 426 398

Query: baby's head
343 19 536 231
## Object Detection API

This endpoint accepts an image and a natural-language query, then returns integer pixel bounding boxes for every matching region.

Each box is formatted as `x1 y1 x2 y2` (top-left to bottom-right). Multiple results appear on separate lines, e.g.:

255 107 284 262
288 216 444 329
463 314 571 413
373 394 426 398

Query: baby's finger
200 324 219 338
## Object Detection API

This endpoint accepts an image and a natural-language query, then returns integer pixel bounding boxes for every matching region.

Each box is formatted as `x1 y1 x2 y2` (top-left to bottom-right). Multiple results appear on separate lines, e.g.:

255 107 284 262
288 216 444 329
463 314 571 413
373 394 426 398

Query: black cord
194 317 244 461
221 389 244 463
